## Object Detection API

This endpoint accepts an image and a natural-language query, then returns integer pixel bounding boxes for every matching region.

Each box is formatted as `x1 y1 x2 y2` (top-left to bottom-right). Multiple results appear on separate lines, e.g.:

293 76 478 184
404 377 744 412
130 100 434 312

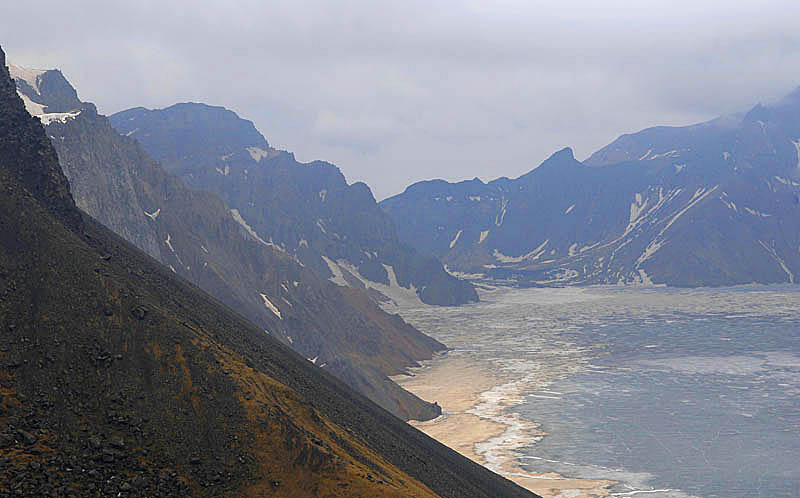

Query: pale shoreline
393 354 615 498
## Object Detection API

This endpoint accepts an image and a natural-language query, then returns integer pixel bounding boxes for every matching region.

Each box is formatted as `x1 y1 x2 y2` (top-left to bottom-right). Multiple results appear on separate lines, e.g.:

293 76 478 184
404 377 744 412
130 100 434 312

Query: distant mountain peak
383 81 800 289
8 60 85 116
109 103 275 173
110 102 478 306
537 146 577 168
552 146 575 159
7 62 49 94
0 46 79 227
517 146 579 180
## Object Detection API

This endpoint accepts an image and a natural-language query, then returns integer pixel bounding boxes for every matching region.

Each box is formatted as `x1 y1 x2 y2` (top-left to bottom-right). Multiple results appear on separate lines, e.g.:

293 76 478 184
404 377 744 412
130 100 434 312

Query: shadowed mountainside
10 62 444 421
109 103 477 306
0 45 538 498
381 90 800 288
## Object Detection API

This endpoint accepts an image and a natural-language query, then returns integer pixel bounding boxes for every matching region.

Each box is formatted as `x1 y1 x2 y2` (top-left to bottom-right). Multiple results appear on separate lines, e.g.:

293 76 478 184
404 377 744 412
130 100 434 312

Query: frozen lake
397 285 800 497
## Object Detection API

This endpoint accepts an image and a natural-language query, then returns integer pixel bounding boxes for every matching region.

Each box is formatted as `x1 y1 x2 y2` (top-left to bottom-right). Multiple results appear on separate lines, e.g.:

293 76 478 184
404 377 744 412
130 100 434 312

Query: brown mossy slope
0 46 539 497
0 165 434 497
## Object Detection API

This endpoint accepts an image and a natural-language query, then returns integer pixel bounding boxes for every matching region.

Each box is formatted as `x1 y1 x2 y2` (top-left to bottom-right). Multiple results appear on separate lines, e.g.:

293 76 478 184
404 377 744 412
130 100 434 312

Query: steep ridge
0 45 538 498
9 63 445 422
109 103 477 306
381 90 800 287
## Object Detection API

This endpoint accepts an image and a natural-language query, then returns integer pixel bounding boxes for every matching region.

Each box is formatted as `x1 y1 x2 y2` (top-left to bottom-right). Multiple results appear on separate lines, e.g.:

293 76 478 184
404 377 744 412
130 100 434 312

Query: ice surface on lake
397 285 800 498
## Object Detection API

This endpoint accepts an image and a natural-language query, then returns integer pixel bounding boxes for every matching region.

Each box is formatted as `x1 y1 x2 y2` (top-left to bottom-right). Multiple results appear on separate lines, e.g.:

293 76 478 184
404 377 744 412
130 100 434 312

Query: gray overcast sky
4 1 800 199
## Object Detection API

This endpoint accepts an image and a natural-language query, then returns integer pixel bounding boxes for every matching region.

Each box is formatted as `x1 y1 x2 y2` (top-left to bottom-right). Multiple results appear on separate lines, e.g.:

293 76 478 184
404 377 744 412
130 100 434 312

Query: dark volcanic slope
109 103 477 306
10 64 444 421
0 46 538 498
381 90 800 287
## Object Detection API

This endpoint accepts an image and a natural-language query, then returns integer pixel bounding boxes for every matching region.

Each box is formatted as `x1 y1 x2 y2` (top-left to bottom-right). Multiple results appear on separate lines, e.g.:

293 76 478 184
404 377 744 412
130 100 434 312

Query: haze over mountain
8 61 447 421
0 45 539 498
108 103 476 306
6 2 800 200
381 87 800 287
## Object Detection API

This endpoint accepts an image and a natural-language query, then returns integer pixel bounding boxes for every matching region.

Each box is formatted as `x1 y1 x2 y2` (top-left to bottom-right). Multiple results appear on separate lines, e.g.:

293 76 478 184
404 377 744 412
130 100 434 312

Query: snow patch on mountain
720 197 738 212
230 209 284 252
38 111 81 125
535 267 580 284
757 241 795 283
637 269 654 285
449 230 462 249
383 264 400 288
321 255 348 286
658 186 718 238
493 239 549 263
8 63 45 94
246 146 271 162
231 209 267 244
495 198 508 226
16 90 46 115
621 188 672 237
630 186 718 268
648 149 680 160
322 256 422 307
164 233 185 267
165 233 175 253
144 208 160 220
636 239 665 266
774 176 800 187
628 193 649 228
744 207 771 218
259 293 282 319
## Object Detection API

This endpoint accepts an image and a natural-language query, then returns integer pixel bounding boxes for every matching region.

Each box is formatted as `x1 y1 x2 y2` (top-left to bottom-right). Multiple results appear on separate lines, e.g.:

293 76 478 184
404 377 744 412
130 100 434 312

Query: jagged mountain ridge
0 45 538 498
10 63 445 421
109 103 478 306
381 89 800 287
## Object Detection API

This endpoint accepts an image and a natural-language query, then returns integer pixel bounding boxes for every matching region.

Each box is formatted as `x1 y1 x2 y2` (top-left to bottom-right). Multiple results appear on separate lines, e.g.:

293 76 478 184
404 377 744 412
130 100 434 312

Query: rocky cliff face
10 62 444 421
0 45 538 498
1 59 78 230
109 103 477 306
381 90 800 287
